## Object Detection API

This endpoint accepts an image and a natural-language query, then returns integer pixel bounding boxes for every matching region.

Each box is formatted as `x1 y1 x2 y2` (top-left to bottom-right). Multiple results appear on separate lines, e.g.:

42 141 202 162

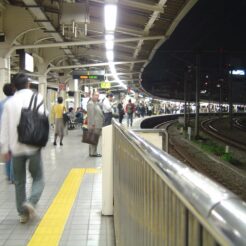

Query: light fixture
104 3 126 90
105 41 114 50
106 50 114 61
104 5 117 32
105 34 114 50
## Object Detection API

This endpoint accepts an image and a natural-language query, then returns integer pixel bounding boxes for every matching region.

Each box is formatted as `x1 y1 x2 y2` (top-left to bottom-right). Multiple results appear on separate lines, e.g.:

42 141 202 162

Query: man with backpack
0 73 47 223
125 99 135 127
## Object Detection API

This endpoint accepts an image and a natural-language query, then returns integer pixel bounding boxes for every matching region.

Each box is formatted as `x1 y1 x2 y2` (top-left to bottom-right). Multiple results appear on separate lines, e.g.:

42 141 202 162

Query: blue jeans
5 158 14 181
127 113 133 127
12 150 44 215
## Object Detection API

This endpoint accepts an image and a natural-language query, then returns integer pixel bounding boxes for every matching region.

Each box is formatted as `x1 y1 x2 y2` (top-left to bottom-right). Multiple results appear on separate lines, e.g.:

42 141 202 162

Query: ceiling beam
45 60 147 74
130 0 167 71
6 36 164 57
105 72 140 77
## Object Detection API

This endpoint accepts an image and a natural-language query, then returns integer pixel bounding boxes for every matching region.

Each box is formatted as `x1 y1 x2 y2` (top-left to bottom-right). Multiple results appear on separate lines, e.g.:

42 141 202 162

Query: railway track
233 118 246 131
201 118 246 151
156 119 246 201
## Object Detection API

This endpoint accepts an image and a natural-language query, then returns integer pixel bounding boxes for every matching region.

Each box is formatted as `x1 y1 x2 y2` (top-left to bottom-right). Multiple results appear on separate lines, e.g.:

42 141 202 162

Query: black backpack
17 93 49 147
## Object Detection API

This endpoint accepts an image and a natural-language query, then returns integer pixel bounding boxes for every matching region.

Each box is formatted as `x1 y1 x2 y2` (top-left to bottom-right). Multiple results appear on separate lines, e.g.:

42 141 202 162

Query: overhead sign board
100 82 111 89
73 70 105 80
79 75 104 80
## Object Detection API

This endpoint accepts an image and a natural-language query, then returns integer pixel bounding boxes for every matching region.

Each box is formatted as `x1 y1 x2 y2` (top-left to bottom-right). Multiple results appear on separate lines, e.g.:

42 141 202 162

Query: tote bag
17 93 49 147
82 128 99 145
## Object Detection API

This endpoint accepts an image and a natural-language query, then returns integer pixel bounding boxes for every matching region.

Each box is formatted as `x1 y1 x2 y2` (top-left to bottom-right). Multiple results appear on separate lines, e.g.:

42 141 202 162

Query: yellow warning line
28 168 87 246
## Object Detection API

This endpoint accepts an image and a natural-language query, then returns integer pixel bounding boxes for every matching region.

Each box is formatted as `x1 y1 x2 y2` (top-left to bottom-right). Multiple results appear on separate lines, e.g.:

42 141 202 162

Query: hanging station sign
100 82 111 89
73 70 105 80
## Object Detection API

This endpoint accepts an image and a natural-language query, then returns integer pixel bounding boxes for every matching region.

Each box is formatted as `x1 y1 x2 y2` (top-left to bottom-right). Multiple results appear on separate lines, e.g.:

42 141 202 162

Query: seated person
67 107 76 129
75 107 83 124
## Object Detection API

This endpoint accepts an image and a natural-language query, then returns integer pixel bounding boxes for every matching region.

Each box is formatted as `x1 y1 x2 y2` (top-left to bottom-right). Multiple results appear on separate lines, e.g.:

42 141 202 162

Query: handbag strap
28 93 36 110
36 100 44 113
28 93 44 113
33 93 38 110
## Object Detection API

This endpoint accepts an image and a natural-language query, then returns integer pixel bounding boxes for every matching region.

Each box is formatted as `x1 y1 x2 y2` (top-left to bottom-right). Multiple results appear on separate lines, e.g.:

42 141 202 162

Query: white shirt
0 89 46 156
102 97 113 113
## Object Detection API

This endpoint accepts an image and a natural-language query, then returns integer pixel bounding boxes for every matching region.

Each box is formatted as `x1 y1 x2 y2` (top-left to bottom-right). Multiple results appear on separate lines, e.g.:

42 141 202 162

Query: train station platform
0 128 115 246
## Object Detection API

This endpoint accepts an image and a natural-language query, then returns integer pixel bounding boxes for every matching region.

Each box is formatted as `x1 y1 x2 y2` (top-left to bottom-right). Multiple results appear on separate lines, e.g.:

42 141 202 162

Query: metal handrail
112 119 246 245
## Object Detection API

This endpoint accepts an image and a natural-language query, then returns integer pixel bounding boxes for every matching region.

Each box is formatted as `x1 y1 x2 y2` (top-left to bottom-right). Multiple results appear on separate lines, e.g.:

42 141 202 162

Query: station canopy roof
5 0 197 95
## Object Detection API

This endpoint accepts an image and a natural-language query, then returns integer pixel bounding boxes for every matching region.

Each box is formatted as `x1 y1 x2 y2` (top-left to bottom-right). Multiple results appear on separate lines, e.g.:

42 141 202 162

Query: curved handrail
113 119 246 245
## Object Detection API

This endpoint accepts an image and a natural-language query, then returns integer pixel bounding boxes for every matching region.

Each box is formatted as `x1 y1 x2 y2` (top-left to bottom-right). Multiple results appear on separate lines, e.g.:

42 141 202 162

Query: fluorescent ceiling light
106 50 114 61
105 34 114 41
105 34 114 50
104 5 117 31
105 41 114 50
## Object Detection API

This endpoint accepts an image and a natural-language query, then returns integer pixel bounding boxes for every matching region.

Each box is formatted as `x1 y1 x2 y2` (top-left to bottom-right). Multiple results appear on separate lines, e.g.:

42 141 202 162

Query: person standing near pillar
102 93 114 126
87 92 104 157
117 101 125 124
52 97 66 146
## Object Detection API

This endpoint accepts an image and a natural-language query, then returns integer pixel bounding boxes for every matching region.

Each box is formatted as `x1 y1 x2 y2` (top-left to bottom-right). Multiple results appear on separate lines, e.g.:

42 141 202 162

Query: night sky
142 0 246 103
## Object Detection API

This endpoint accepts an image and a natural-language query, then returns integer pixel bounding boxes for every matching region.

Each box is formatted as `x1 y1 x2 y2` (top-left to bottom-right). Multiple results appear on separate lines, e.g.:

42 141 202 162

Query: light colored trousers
12 150 44 215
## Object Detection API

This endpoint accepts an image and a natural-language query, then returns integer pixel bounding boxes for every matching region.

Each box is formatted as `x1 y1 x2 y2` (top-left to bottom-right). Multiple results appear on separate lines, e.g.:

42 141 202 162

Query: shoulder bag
17 93 49 147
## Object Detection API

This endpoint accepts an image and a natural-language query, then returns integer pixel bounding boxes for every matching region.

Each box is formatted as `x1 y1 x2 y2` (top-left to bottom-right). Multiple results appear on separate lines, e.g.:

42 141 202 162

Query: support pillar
74 79 80 110
184 71 188 130
74 91 80 110
59 89 67 102
195 54 200 139
0 57 10 100
38 75 47 106
228 71 233 129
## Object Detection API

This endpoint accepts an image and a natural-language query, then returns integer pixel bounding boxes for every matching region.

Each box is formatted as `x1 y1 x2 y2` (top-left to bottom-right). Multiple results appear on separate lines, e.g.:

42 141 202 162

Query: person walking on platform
125 99 135 127
102 93 113 126
52 96 66 145
87 92 104 157
0 83 15 183
117 101 125 124
0 73 46 223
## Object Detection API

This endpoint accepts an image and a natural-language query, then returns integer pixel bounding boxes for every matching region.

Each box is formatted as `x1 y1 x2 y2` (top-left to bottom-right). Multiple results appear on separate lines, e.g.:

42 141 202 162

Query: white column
0 57 10 100
74 79 80 109
38 75 47 105
59 90 67 101
74 91 80 110
47 89 57 124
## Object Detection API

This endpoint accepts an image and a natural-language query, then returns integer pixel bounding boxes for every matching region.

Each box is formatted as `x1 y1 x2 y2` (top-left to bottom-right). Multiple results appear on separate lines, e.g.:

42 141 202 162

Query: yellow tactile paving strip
28 168 98 246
